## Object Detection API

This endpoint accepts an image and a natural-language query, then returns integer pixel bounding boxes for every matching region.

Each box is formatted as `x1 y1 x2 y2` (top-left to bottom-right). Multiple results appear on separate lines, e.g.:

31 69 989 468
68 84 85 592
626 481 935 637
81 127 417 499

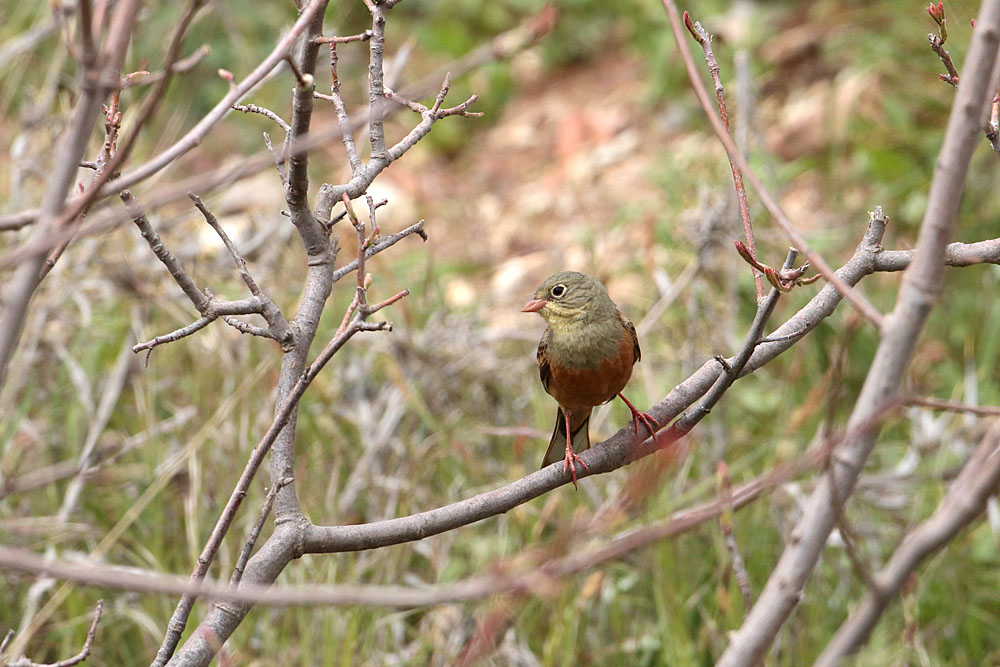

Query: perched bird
523 271 658 486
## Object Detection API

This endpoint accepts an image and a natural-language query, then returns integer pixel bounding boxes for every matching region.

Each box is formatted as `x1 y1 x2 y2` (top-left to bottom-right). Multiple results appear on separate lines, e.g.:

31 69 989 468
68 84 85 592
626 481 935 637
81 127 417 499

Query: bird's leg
562 410 590 489
617 392 659 443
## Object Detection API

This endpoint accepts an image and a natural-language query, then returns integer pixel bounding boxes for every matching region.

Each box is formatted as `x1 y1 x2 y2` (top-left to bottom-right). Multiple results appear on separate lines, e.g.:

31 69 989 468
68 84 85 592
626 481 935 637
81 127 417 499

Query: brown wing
536 327 552 393
618 309 641 365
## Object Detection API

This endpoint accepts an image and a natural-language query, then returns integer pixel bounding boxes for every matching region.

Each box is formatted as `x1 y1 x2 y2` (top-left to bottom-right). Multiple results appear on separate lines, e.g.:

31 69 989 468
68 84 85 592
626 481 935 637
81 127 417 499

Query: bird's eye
550 284 566 298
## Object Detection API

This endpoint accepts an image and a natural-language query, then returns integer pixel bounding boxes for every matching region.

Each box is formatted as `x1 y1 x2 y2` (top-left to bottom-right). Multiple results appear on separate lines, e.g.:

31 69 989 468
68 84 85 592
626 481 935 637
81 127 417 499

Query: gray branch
716 2 1000 663
815 422 1000 666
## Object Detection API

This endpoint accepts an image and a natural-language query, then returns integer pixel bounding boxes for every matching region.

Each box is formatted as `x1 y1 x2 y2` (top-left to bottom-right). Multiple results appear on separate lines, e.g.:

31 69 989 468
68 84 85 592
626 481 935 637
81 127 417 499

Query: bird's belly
547 345 634 409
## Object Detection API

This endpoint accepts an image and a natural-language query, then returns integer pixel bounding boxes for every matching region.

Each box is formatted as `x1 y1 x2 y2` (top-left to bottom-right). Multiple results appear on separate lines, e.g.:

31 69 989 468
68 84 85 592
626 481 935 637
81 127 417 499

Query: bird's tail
541 408 592 468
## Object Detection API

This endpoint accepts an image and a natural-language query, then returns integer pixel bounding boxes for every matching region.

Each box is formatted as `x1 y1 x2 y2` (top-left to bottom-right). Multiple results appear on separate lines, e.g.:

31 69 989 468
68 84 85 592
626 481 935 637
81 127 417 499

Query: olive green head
521 271 616 325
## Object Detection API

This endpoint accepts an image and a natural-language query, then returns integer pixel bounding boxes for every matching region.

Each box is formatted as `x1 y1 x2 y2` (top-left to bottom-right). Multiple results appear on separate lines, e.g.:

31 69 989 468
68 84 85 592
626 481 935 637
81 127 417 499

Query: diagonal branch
815 421 1000 665
661 0 886 329
715 1 1000 662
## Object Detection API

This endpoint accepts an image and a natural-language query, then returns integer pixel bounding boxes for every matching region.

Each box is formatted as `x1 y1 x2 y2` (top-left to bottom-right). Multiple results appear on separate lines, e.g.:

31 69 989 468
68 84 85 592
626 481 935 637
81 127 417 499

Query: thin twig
331 220 427 282
905 395 1000 416
133 317 214 357
231 103 290 132
121 193 207 308
684 13 764 300
314 30 373 44
662 0 886 330
230 478 292 586
189 193 260 295
715 0 1000 661
8 599 105 667
717 461 753 614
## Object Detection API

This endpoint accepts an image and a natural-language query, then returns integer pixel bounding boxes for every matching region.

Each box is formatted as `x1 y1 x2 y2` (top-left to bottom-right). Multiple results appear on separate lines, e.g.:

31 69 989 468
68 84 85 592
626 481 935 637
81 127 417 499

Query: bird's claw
631 409 660 443
563 448 590 489
617 392 659 444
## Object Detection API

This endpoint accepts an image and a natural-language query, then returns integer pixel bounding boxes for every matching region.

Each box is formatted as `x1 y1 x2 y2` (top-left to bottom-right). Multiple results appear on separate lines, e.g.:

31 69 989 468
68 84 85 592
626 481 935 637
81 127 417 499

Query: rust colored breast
546 333 636 410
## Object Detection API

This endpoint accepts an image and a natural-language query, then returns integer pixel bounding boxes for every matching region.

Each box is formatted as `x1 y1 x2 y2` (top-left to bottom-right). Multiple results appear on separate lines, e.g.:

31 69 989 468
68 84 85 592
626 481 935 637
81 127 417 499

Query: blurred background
2 0 999 664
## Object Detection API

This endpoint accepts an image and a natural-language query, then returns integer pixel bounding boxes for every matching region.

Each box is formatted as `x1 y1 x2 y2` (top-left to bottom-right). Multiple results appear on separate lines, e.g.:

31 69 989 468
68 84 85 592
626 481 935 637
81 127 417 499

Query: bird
522 271 658 487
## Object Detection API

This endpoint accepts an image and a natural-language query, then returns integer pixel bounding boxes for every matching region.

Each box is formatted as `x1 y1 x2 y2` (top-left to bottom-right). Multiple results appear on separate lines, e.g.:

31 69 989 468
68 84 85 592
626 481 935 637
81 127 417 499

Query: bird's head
521 271 612 325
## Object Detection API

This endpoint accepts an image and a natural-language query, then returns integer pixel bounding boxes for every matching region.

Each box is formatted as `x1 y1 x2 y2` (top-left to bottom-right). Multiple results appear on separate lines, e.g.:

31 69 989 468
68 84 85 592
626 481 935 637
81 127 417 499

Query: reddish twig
661 0 886 330
716 0 1000 661
734 240 818 292
927 2 960 86
684 12 765 300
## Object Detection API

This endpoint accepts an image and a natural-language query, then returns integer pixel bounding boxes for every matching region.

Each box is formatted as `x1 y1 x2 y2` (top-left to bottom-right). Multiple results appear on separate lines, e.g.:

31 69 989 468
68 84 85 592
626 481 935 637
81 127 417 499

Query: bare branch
230 478 292 586
662 0 886 329
367 1 390 159
133 316 214 357
6 599 104 667
231 103 290 132
188 193 259 295
684 12 765 300
815 422 1000 665
0 0 141 390
317 40 362 175
716 1 1000 661
905 395 1000 416
153 306 403 663
314 30 373 45
0 439 831 608
331 220 427 282
220 316 278 340
122 190 208 310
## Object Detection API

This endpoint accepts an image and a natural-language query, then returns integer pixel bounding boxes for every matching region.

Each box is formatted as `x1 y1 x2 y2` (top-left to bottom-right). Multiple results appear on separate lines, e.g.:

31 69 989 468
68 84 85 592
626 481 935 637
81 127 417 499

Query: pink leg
562 410 590 489
617 393 659 443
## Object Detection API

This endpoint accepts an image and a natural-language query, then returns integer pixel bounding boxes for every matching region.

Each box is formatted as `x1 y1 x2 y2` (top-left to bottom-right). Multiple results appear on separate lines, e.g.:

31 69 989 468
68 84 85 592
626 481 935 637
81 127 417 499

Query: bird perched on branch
523 271 658 487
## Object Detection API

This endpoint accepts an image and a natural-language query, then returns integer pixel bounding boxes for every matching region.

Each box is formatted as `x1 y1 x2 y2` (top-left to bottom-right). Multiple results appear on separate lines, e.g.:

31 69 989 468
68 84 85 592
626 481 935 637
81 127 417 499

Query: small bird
523 271 658 487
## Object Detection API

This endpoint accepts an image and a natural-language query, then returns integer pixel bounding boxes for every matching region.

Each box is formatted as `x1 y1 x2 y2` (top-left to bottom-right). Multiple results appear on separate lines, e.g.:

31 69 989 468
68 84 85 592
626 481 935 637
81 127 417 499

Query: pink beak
521 298 547 313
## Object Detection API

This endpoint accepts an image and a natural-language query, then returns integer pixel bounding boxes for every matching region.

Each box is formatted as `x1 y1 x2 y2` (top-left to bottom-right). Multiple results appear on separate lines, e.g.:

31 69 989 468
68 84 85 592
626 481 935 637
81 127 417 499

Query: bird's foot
562 445 590 489
618 392 660 443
